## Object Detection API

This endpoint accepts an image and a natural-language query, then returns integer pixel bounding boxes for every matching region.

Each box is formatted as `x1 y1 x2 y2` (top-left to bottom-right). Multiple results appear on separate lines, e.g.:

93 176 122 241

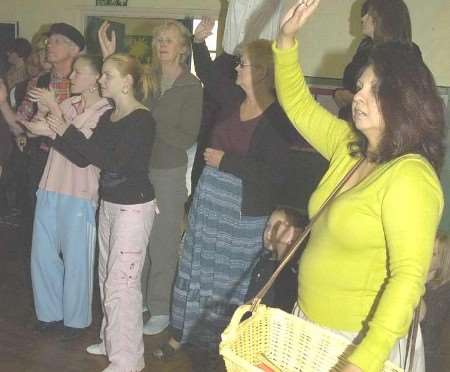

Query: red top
210 108 261 156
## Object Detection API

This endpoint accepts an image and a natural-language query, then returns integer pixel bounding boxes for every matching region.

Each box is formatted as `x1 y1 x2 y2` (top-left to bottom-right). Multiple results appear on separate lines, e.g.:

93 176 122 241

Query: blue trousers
31 190 96 328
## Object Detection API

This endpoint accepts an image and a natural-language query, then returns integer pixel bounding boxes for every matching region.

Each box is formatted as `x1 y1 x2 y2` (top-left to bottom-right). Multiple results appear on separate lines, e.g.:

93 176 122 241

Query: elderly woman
273 1 445 372
152 18 292 364
334 0 420 120
98 21 203 335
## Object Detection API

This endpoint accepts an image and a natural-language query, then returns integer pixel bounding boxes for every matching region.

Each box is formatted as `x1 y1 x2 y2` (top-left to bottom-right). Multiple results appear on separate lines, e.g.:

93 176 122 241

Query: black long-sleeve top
193 41 293 216
53 108 156 205
342 37 422 93
342 37 374 93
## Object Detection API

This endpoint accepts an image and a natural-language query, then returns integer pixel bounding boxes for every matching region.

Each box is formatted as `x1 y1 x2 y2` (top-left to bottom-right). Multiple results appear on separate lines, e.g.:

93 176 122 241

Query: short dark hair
272 207 308 229
361 0 370 17
6 38 32 59
350 42 447 172
367 0 412 43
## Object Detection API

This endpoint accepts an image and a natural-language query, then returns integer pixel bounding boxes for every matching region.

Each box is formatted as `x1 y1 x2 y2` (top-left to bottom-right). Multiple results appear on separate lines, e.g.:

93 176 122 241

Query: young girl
46 53 156 372
98 21 203 336
23 55 111 339
422 232 450 372
245 207 306 310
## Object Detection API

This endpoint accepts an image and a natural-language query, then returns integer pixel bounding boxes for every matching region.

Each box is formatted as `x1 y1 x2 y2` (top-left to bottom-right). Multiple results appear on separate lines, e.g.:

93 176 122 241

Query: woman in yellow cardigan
273 1 446 371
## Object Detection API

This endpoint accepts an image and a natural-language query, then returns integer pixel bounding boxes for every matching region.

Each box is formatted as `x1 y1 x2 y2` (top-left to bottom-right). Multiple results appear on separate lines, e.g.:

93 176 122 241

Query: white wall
4 0 448 86
292 0 450 86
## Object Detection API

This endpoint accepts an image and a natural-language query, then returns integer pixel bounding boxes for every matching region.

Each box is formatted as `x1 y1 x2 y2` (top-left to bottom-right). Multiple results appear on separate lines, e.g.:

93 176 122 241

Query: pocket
118 249 144 284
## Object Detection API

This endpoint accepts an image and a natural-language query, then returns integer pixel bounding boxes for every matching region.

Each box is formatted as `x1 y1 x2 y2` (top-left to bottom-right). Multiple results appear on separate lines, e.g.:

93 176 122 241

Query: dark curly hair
6 38 32 59
349 42 447 172
366 0 412 43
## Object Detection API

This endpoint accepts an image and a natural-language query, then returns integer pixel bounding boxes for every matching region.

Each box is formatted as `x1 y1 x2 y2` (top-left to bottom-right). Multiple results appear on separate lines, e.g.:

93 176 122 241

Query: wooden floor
0 222 212 372
0 220 449 372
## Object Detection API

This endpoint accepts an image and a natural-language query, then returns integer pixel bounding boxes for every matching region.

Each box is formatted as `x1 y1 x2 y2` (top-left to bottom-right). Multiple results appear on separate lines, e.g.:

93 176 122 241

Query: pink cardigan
39 96 111 202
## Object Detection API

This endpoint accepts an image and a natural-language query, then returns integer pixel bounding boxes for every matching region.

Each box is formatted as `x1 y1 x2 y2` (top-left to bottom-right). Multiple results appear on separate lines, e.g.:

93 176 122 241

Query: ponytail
139 64 153 102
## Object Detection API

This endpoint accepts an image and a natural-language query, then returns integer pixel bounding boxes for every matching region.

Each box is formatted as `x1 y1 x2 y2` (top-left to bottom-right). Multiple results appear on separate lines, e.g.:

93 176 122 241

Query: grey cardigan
147 70 203 169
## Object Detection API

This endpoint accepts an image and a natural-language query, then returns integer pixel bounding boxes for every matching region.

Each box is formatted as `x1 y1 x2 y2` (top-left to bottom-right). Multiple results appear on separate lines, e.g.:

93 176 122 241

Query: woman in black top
334 0 421 120
152 18 293 365
47 53 156 372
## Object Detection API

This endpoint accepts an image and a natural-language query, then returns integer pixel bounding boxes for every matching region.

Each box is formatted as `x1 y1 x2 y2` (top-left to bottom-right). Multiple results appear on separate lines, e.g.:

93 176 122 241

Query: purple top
210 108 261 156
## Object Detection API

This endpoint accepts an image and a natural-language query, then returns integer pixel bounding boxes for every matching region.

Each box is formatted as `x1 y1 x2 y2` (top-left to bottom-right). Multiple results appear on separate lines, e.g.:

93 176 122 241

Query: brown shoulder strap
404 306 420 371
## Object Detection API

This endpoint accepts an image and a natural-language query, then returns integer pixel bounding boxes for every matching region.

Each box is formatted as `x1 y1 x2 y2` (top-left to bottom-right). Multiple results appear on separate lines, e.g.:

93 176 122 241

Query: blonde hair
433 232 450 286
150 20 192 97
241 39 274 88
105 53 153 102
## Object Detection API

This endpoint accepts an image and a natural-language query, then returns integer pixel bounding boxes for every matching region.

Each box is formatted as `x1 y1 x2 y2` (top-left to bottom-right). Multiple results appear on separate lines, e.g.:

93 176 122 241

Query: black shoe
152 342 180 361
35 320 63 333
61 326 83 341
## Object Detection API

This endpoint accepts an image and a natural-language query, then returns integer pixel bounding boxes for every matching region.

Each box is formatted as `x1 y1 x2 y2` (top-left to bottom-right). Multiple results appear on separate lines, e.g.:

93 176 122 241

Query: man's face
46 34 78 64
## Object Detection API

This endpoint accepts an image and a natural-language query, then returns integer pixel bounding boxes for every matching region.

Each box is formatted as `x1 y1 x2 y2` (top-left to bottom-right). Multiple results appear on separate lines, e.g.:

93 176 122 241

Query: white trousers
98 200 156 372
292 303 425 371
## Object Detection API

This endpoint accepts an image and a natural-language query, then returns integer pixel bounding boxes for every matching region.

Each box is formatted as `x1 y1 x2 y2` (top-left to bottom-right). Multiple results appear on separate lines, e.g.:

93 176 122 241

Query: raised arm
274 0 351 161
98 21 117 59
192 18 240 105
192 17 215 83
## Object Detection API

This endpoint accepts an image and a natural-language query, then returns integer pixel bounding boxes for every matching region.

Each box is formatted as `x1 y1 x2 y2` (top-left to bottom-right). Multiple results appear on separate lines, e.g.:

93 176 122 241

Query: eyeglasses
238 60 253 68
45 36 72 47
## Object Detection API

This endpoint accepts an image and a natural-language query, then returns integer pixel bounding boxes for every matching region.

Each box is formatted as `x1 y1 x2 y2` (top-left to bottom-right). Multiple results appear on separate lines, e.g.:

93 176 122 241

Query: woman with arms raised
152 19 292 368
274 1 445 371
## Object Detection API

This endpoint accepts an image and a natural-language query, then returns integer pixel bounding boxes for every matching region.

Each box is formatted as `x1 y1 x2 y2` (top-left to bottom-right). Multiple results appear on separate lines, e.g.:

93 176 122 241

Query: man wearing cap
0 22 86 338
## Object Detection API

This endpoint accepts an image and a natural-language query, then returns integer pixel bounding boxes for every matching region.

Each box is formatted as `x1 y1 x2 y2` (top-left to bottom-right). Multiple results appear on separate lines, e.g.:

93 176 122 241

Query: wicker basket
220 304 403 372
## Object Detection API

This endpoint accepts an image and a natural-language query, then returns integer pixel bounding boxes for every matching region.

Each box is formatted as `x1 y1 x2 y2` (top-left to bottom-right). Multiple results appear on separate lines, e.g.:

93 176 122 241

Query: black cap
48 23 85 51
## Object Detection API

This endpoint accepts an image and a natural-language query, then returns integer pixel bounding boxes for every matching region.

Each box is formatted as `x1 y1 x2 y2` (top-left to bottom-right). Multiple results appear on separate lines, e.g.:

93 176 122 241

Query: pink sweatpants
98 200 156 371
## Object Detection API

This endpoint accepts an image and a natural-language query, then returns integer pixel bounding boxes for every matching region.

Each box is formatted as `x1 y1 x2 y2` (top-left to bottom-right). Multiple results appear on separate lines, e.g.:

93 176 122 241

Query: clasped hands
19 88 69 138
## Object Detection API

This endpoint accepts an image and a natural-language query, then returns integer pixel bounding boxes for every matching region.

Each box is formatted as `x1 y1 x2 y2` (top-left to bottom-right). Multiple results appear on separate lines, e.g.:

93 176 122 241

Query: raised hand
193 17 215 43
28 88 57 115
47 113 70 137
278 0 321 49
98 21 116 59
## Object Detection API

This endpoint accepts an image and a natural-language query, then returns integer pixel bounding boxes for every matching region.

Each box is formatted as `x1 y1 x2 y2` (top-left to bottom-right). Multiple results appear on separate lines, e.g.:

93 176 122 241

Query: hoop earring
122 87 129 95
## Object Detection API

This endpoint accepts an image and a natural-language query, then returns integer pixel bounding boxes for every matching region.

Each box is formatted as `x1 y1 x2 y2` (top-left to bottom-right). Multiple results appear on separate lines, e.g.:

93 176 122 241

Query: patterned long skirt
171 166 267 351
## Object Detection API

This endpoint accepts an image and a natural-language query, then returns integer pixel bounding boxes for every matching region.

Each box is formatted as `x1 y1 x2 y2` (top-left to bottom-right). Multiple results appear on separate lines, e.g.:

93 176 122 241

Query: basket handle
250 159 364 311
226 304 253 332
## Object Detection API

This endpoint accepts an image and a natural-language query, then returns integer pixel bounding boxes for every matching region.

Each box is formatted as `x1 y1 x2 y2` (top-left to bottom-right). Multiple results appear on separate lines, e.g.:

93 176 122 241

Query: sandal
152 342 180 361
